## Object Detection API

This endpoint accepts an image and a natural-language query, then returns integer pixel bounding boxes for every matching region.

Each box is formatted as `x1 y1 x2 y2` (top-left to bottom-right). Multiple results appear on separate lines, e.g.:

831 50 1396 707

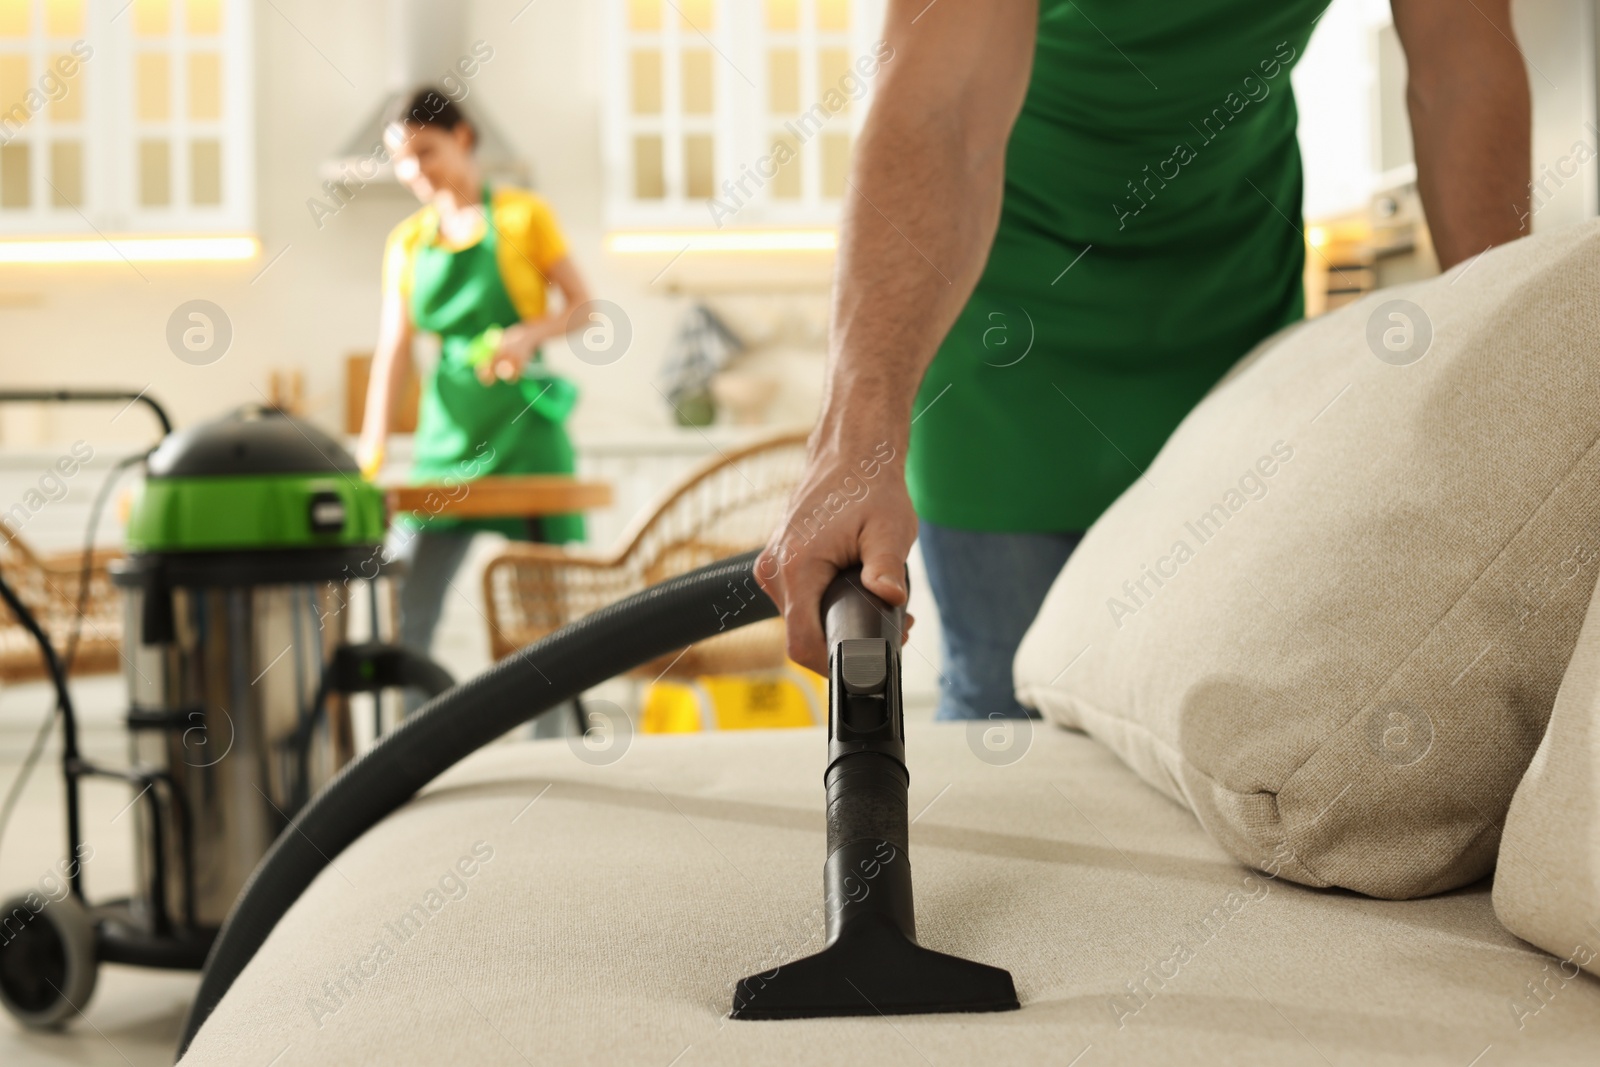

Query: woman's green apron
405 186 584 543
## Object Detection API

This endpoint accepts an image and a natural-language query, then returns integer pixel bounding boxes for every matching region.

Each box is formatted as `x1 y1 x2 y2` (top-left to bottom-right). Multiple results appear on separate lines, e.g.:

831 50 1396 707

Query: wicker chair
0 519 123 683
482 430 810 688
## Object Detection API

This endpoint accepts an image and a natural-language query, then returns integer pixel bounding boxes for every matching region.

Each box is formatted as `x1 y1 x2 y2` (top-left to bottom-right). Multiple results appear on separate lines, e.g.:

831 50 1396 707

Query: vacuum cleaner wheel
0 891 99 1029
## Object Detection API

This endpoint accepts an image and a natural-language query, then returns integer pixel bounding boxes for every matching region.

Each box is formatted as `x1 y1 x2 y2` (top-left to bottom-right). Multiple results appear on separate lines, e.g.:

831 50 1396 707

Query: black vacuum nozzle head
729 566 1020 1021
731 913 1019 1020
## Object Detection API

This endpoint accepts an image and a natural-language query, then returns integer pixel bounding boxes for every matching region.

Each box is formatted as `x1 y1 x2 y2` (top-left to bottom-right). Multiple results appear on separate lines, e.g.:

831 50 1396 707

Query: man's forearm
812 2 1036 461
757 1 1037 668
1399 0 1531 269
817 102 1004 457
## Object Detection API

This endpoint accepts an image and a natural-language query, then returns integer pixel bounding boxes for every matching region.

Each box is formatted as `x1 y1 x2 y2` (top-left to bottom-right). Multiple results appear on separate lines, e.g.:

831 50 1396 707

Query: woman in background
358 87 592 674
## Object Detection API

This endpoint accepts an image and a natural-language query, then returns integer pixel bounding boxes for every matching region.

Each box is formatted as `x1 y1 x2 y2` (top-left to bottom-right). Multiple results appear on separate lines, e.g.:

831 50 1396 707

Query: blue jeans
918 520 1083 721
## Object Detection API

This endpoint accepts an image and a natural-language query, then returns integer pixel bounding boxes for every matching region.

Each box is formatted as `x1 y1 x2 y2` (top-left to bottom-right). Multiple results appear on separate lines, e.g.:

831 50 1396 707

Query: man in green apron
359 89 593 683
759 0 1531 719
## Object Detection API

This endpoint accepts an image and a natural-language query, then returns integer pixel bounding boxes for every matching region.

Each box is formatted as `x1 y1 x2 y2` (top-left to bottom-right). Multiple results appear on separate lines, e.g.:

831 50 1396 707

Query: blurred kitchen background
0 0 1592 695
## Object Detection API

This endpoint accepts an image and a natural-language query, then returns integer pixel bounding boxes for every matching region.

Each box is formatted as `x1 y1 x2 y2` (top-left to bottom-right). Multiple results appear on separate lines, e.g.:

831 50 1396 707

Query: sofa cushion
1014 222 1600 898
1494 568 1600 978
177 727 1600 1065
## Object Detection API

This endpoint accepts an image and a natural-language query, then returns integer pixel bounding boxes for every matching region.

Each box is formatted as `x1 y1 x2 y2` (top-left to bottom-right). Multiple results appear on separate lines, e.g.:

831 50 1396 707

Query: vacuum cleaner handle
821 565 908 777
819 565 914 942
732 561 1019 1020
821 565 904 647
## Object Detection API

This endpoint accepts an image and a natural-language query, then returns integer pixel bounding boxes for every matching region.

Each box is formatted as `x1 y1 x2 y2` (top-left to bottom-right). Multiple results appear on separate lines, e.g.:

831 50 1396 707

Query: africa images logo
1105 441 1294 628
1112 41 1298 230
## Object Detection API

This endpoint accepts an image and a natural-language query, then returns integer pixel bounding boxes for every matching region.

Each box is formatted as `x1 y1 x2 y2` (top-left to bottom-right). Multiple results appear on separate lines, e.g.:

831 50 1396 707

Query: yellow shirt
382 187 570 322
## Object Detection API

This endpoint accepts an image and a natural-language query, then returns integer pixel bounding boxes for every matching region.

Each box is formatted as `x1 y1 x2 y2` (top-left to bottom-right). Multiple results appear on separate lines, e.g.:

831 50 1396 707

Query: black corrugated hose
284 644 457 812
176 549 775 1059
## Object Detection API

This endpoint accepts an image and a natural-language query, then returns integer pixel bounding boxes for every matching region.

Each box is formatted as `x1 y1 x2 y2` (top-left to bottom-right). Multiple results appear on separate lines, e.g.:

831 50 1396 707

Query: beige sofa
180 725 1600 1065
184 225 1600 1063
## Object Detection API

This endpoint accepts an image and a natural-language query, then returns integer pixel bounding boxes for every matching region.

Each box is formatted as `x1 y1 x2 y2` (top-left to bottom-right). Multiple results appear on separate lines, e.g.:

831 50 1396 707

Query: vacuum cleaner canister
730 568 1020 1020
112 406 444 933
0 399 452 1032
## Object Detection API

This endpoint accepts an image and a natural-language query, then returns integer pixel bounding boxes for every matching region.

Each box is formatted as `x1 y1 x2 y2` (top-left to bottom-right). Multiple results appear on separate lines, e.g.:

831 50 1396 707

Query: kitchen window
604 0 886 231
0 0 253 239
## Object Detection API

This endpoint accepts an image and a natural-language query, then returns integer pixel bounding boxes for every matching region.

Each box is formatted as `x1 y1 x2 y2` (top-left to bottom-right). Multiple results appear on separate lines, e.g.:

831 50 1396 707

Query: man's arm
1392 0 1531 268
756 0 1038 673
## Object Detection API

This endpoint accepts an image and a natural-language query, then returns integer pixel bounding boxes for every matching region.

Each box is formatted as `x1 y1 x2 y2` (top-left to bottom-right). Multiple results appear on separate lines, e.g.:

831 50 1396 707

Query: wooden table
385 475 613 520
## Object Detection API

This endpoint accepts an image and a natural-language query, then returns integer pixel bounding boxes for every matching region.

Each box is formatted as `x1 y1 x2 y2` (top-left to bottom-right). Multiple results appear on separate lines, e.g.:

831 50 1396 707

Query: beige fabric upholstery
1015 222 1600 899
182 726 1599 1065
1494 570 1600 979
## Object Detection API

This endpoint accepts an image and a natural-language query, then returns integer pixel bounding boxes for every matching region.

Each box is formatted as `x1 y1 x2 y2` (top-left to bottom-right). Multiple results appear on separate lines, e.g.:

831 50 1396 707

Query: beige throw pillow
1015 221 1600 899
1493 570 1600 977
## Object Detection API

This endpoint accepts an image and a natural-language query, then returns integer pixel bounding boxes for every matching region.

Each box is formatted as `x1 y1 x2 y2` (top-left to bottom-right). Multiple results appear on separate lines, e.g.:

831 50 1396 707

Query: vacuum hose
284 643 457 812
176 550 775 1058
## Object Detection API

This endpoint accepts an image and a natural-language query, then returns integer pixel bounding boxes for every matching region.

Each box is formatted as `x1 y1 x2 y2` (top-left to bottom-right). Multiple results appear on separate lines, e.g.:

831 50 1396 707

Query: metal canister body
119 575 387 932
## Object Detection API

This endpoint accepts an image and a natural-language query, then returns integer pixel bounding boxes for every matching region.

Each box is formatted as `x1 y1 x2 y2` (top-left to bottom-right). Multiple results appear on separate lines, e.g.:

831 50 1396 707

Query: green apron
907 0 1328 533
407 186 584 542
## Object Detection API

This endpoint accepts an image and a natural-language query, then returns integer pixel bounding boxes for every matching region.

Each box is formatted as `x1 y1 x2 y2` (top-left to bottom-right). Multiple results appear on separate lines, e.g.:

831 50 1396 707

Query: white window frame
602 0 885 232
0 0 254 237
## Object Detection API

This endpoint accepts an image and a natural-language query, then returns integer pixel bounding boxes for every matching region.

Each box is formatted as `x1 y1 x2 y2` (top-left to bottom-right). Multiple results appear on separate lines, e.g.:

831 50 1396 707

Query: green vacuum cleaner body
126 407 386 556
730 568 1020 1020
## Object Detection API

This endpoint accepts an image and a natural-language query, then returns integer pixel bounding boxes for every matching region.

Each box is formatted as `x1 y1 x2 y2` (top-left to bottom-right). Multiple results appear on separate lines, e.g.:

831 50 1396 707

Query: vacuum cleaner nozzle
730 567 1020 1020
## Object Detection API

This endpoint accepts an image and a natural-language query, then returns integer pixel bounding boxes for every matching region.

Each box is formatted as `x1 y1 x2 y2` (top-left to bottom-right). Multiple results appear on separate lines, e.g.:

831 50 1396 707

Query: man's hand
757 435 918 674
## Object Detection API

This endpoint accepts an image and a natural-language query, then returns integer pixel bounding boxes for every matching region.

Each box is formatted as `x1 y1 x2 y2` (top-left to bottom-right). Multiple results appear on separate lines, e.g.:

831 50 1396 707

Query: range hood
321 0 529 185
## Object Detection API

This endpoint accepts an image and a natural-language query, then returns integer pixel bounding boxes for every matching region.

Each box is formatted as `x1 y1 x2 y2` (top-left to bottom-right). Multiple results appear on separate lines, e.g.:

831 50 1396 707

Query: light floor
2 679 199 1066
